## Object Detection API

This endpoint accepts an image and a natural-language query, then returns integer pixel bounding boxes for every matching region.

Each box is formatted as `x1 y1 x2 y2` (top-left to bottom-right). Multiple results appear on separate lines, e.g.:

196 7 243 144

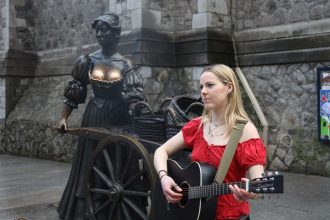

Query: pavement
0 154 329 220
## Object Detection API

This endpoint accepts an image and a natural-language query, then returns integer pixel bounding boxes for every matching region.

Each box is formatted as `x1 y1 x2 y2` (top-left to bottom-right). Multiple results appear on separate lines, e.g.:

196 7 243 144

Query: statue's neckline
90 51 121 60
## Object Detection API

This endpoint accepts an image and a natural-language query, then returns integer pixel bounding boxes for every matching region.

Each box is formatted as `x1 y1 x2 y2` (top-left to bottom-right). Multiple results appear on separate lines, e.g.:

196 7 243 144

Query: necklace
208 120 226 137
211 121 225 127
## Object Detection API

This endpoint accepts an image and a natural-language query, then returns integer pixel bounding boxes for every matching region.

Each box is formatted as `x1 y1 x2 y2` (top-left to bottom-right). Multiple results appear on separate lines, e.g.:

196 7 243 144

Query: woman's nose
201 87 207 95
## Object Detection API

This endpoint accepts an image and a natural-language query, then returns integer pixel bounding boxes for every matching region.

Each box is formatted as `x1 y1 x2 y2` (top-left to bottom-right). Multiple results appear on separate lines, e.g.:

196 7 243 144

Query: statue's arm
57 55 92 133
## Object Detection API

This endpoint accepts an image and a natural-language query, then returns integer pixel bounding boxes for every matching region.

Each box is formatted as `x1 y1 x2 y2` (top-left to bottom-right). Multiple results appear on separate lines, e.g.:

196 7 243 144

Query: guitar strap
214 119 248 184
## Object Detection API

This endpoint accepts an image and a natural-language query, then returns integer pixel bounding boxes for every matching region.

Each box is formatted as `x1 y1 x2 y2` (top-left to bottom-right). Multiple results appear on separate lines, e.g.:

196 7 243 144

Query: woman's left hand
229 178 258 202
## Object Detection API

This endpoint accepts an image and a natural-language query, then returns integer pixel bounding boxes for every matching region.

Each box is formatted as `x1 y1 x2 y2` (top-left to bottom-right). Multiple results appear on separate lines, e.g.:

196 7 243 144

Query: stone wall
22 0 107 51
0 0 7 51
0 78 5 119
110 0 231 32
232 0 330 176
242 62 330 176
234 0 330 31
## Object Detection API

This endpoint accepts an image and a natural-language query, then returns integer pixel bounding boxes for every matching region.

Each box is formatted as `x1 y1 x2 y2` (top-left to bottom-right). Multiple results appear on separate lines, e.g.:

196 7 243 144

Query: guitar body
153 159 217 220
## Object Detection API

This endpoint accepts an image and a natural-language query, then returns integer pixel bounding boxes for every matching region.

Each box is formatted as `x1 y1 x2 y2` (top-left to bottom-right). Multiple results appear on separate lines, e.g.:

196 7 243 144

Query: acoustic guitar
153 159 284 220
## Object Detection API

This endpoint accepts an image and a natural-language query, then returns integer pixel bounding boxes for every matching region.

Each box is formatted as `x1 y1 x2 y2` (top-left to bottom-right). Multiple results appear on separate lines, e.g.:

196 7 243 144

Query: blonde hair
200 64 249 136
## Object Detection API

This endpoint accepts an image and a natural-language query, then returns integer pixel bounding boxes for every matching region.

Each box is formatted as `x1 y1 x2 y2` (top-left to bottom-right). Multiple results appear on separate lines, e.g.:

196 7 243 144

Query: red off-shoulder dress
182 118 267 220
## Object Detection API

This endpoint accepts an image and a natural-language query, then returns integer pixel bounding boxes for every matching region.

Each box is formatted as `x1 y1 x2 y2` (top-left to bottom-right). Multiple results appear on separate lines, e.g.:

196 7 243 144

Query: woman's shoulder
182 117 202 131
239 121 260 143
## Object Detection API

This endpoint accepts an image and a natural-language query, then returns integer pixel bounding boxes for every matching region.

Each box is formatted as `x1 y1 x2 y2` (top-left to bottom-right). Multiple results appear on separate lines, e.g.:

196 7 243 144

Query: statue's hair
200 64 249 136
92 13 121 36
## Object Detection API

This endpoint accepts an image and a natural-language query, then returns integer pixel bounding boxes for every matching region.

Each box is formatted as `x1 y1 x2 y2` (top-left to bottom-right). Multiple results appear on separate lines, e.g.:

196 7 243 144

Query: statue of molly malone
56 13 145 220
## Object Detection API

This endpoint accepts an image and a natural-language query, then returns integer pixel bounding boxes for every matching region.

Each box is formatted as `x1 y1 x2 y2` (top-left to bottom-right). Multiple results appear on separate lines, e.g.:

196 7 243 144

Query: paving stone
0 154 330 220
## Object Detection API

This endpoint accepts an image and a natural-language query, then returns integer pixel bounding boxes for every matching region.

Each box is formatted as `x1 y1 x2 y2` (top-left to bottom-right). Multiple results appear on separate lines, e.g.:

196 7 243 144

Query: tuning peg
274 171 279 175
260 194 265 200
267 171 273 176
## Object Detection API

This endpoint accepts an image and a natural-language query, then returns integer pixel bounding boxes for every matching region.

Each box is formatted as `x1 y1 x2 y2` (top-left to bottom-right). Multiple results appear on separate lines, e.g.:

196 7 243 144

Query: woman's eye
200 85 203 90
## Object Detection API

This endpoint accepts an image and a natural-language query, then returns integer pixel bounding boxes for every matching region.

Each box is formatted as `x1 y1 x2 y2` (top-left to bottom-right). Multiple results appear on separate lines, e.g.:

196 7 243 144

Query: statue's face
94 21 117 47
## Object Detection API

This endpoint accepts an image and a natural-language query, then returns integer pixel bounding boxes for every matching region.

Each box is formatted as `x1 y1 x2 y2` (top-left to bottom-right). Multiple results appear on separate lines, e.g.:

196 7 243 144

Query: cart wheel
86 135 156 220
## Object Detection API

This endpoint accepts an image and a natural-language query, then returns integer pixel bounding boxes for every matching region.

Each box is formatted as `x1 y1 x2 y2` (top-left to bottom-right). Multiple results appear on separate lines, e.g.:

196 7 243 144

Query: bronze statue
56 13 145 220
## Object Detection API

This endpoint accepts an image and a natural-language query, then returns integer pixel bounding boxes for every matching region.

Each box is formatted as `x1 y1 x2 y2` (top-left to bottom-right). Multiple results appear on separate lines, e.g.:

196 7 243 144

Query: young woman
154 64 267 219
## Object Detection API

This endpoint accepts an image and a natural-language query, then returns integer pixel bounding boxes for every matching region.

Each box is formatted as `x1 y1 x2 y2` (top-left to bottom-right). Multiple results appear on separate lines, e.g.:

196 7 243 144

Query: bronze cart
62 96 202 220
65 127 160 220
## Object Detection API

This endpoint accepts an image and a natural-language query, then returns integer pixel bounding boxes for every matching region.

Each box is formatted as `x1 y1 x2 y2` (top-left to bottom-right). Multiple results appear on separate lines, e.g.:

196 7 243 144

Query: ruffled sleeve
181 118 202 149
122 63 145 105
236 138 267 169
63 55 92 108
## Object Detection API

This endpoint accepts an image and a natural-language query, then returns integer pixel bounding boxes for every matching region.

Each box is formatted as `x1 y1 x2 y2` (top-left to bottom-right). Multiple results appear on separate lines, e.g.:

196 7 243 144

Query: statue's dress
57 52 145 220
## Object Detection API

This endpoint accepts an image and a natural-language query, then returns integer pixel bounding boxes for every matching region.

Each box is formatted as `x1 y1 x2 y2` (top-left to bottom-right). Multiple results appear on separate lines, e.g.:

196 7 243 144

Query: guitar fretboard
188 182 247 199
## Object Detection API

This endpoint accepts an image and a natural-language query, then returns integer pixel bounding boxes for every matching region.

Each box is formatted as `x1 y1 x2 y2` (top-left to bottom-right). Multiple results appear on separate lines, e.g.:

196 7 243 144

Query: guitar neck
188 182 246 199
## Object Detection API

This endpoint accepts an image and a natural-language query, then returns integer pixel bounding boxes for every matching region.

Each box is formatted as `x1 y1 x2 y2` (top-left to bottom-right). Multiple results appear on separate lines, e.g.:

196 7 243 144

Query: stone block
139 66 152 78
109 0 116 6
192 13 212 29
267 144 277 161
197 0 212 12
131 9 161 29
14 18 26 28
269 156 288 170
276 147 287 160
116 3 122 14
284 150 294 166
192 66 203 80
127 0 145 10
131 9 142 29
0 108 5 119
109 4 116 13
215 0 228 15
197 0 228 14
0 85 5 95
325 161 330 176
0 96 5 106
13 0 26 7
0 78 5 86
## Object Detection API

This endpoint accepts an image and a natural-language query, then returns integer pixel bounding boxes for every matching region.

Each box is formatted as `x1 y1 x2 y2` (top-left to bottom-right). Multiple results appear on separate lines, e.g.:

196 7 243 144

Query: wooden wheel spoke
107 204 116 220
121 203 133 220
93 166 113 187
124 190 150 197
89 188 109 196
94 199 111 215
87 135 156 220
115 142 122 179
123 197 147 220
123 170 144 188
120 148 134 182
102 149 116 182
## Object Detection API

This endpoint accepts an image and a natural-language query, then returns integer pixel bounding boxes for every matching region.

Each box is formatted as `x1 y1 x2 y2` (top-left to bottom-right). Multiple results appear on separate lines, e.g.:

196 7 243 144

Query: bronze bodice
88 64 124 100
89 65 122 83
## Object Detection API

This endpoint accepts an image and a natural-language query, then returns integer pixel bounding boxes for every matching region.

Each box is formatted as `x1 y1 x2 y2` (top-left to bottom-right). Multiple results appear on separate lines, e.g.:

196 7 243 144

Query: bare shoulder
239 121 260 142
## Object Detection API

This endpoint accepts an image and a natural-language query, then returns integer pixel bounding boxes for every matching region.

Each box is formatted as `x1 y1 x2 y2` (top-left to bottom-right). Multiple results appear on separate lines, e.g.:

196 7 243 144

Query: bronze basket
165 95 204 139
132 99 171 143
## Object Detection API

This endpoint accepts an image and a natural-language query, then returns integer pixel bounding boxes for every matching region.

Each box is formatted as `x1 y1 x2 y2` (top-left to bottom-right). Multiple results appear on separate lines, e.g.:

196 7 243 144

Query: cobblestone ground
0 154 329 220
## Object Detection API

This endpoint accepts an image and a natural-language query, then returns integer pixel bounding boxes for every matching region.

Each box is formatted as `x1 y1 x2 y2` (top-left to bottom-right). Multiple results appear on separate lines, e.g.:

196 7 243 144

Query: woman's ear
227 82 233 95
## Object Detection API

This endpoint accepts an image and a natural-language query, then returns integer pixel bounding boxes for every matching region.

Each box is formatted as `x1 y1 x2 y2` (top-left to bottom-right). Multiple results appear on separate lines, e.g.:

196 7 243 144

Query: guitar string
188 180 270 198
188 182 247 198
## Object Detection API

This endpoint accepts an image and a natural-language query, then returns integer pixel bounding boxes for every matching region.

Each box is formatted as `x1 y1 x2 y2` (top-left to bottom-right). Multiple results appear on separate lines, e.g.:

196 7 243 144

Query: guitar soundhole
179 181 190 208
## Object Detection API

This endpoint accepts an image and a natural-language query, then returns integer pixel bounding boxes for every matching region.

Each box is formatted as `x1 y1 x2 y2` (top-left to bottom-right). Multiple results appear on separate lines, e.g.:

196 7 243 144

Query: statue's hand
57 119 68 134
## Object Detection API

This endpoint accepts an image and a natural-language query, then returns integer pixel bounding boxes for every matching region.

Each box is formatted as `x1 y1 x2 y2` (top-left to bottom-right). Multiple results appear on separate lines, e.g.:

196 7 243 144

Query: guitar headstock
249 171 283 194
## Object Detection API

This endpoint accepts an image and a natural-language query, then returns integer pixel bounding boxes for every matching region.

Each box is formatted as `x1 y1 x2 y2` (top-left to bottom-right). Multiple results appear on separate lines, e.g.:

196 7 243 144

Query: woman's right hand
160 175 183 203
57 119 68 134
